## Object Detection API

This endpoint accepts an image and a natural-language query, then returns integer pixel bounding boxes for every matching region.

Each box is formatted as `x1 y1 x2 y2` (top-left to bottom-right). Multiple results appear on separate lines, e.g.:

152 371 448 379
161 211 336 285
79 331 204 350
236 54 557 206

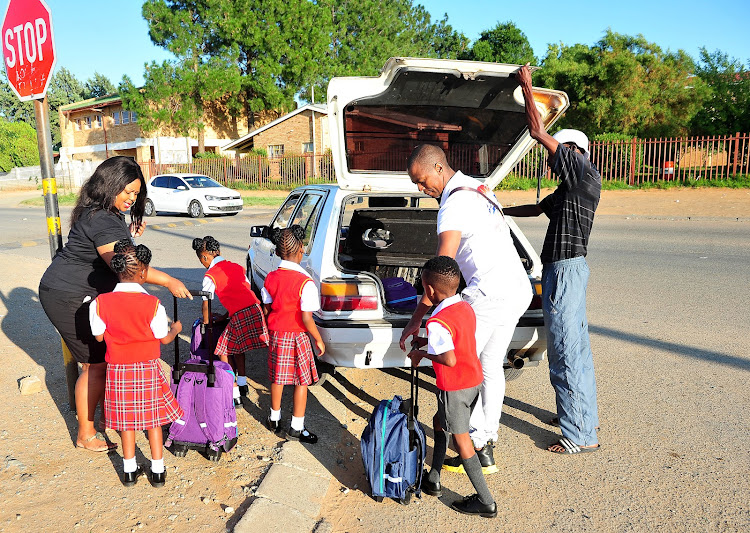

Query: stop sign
2 0 55 101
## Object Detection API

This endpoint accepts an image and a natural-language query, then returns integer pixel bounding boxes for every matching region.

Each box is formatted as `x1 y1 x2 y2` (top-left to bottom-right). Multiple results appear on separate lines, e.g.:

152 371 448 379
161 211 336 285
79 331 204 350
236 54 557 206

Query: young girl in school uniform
192 236 269 405
89 240 182 488
262 226 326 443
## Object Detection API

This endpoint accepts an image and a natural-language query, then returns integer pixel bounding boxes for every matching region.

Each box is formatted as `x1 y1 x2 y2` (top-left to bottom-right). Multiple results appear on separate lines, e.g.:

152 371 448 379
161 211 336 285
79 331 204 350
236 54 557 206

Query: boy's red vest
95 292 161 364
426 301 483 391
205 260 260 316
264 268 312 332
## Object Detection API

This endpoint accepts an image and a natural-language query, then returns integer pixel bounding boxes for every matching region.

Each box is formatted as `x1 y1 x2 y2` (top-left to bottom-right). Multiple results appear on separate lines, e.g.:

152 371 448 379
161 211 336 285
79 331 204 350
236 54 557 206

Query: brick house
223 103 329 157
58 94 257 165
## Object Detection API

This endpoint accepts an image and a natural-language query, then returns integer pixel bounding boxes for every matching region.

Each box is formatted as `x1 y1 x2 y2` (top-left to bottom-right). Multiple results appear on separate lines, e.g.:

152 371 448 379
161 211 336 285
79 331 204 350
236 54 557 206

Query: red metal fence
138 133 750 189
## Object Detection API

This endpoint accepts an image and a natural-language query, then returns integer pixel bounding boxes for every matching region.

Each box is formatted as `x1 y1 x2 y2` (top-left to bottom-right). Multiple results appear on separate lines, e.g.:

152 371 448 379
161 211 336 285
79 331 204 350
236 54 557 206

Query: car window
183 175 222 188
169 177 187 189
271 194 301 231
291 193 324 253
150 176 170 188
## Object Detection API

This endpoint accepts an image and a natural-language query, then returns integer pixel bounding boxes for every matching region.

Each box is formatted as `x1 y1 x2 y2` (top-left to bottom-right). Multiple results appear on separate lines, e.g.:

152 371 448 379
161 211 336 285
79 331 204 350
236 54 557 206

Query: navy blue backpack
360 367 425 504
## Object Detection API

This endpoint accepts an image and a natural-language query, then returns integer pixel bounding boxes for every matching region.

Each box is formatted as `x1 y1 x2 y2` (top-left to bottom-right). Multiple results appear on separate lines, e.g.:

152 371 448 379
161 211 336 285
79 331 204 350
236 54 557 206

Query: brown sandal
76 434 117 452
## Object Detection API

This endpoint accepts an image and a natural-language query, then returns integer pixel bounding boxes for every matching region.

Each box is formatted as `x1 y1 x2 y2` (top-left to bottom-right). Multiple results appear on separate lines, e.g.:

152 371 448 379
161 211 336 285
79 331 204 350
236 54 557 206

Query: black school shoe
121 466 144 488
442 443 498 475
286 427 318 444
238 384 249 397
420 471 442 497
266 416 282 434
451 494 497 518
149 470 166 488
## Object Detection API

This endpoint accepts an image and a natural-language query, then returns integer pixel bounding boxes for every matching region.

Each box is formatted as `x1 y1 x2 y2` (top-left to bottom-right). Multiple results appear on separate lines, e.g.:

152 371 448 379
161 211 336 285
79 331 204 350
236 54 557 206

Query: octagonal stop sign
2 0 56 101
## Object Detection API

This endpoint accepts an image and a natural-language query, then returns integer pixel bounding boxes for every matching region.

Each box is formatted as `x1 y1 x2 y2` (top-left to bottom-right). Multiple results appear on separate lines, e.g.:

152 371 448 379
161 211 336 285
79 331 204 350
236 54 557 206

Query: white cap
553 129 590 159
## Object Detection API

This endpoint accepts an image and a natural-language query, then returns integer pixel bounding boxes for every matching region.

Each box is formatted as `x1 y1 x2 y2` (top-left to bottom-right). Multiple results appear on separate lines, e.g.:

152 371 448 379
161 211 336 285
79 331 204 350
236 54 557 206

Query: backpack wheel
206 448 222 462
373 496 384 503
171 443 188 457
398 491 412 505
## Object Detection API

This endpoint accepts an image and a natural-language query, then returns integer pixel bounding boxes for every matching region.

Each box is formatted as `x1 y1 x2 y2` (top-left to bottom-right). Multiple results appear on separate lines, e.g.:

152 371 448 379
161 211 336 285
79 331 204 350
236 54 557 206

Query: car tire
144 199 155 217
504 367 524 381
189 200 204 218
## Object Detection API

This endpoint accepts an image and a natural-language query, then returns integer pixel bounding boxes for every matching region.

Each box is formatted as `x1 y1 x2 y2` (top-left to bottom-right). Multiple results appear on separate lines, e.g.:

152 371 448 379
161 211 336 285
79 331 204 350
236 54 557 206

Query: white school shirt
438 171 530 303
89 282 170 339
425 294 462 356
201 255 224 300
260 260 320 312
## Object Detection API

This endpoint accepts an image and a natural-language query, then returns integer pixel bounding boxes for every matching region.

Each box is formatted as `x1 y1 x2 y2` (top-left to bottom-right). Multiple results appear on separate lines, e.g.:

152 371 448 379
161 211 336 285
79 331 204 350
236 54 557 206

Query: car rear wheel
144 199 155 217
189 200 204 218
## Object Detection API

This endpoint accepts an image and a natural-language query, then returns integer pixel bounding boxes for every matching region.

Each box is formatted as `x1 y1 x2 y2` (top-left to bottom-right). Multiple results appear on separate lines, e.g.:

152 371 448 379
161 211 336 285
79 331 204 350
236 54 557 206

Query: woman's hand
167 277 192 299
130 221 146 238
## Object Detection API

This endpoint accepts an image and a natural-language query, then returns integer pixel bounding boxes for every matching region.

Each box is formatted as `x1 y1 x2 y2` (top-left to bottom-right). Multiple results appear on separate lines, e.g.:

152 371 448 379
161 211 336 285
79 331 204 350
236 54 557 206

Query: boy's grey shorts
436 385 481 435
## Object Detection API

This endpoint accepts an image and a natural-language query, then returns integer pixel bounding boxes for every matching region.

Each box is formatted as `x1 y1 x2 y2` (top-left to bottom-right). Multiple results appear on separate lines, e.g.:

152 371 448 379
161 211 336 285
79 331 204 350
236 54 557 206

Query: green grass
242 196 285 208
20 193 78 207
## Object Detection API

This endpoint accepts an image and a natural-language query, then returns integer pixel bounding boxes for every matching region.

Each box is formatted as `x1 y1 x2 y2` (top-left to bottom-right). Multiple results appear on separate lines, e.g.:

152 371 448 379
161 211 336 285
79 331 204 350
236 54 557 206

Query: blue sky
35 0 750 88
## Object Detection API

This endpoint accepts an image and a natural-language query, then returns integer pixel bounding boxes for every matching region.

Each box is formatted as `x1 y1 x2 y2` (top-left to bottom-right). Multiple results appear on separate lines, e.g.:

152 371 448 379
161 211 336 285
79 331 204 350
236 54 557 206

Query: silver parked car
247 58 569 381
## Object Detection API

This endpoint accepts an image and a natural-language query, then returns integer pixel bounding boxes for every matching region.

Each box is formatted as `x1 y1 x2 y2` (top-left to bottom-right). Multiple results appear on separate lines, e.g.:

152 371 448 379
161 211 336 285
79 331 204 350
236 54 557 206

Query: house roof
223 103 328 152
59 94 122 113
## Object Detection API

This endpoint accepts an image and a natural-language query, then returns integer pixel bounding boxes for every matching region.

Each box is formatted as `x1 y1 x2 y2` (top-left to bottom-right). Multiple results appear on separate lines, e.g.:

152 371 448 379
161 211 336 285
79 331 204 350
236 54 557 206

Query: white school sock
291 416 305 432
270 409 281 422
151 458 165 474
232 386 241 400
123 457 137 473
236 375 247 386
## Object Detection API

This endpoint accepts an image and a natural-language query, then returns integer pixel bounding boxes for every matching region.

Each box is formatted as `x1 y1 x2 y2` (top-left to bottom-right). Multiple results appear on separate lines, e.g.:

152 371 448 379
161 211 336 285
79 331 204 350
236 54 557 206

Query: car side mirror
250 225 268 238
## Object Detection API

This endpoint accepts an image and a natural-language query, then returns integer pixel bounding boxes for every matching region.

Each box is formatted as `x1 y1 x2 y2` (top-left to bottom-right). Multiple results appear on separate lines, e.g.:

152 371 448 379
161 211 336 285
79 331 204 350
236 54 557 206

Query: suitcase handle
172 289 216 385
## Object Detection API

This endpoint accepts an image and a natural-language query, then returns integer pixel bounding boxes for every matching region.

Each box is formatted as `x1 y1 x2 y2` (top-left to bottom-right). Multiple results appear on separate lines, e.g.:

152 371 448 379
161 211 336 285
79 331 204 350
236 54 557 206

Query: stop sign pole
3 0 78 411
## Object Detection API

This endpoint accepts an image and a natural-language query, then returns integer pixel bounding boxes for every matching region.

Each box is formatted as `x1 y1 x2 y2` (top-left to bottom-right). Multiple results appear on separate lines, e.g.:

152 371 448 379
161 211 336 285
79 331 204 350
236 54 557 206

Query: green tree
0 73 35 126
47 67 88 148
690 48 750 135
537 30 707 137
122 1 242 152
0 118 39 171
462 21 536 64
85 72 117 98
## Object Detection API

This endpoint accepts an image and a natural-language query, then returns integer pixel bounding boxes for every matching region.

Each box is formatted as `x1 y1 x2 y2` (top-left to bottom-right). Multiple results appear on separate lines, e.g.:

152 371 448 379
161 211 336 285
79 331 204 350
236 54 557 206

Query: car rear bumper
316 319 546 369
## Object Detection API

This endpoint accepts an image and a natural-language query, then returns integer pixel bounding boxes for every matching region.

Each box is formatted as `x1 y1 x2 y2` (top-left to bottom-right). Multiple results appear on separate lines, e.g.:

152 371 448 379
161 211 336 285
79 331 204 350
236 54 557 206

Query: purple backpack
383 277 418 313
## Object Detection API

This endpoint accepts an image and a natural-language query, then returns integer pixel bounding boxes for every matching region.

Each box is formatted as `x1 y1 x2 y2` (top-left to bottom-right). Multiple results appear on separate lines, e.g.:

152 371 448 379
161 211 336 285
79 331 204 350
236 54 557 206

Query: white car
247 57 569 381
144 173 243 218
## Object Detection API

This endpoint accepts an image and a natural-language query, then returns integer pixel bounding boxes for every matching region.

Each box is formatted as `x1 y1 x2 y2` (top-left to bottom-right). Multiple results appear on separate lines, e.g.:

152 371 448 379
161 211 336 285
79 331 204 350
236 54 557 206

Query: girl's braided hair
110 238 152 279
269 225 305 259
192 235 221 257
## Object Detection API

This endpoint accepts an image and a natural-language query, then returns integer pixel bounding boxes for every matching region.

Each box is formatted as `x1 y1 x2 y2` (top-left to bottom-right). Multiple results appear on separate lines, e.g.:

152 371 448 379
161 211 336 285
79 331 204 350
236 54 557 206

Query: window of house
84 116 92 129
130 111 138 123
302 142 314 153
268 144 284 158
113 111 120 125
354 140 365 152
74 119 81 131
121 111 130 124
94 115 102 128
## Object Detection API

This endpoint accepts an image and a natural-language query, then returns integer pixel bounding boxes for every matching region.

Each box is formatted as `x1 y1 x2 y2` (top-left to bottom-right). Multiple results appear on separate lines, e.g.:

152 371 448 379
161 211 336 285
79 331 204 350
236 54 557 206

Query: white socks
270 409 281 422
123 457 137 473
291 416 305 432
232 386 241 400
151 458 165 474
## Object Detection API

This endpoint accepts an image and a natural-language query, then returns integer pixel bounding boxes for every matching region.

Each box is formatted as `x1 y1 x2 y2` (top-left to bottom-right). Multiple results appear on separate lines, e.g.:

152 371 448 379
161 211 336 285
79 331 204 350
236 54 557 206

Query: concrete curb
233 441 333 533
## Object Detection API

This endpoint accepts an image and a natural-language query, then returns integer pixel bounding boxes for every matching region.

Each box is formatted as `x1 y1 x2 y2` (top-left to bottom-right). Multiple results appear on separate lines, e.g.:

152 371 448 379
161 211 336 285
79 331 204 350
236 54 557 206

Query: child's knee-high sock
462 454 494 505
428 429 449 484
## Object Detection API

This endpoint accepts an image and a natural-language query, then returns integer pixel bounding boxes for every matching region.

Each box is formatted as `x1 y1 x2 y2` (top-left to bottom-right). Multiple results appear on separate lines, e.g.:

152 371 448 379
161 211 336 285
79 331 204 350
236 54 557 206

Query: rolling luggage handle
172 290 217 386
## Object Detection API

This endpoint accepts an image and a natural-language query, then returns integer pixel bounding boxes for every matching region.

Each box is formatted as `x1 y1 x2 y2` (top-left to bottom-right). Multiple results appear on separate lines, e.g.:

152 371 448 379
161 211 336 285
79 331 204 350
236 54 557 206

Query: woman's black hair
270 225 305 259
110 238 152 280
71 156 146 227
191 235 221 257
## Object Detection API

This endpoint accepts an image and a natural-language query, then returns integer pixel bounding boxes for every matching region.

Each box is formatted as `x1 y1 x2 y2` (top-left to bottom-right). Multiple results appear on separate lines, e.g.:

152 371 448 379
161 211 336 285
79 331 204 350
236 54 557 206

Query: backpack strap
447 186 505 219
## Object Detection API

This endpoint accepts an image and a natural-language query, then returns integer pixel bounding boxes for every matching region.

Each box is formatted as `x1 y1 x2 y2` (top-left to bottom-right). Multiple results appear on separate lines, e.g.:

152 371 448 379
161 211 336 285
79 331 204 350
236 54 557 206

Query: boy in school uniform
407 256 497 518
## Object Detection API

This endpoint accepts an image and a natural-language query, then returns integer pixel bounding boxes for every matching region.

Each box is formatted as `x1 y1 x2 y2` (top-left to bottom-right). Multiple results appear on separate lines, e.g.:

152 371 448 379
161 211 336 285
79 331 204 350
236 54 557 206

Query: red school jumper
95 291 183 431
206 259 268 357
426 301 483 392
264 267 318 386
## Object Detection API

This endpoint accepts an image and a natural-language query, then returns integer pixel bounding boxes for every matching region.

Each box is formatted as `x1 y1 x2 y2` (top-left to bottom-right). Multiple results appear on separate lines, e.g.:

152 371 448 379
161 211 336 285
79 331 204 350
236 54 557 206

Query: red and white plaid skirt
215 304 269 357
104 360 183 431
268 331 318 386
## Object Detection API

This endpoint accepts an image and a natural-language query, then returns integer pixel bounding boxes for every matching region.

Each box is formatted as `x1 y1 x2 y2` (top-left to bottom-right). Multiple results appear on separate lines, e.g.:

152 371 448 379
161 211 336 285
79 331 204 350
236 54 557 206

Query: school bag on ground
360 366 425 504
165 291 237 461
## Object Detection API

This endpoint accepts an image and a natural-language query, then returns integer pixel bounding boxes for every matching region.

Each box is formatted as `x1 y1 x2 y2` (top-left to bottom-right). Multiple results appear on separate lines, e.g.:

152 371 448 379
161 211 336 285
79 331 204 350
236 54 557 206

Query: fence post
629 137 637 186
732 132 740 177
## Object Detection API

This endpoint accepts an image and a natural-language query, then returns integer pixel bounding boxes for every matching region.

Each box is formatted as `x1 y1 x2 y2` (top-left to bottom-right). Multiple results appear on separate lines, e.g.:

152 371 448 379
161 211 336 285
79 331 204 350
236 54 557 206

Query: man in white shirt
400 144 531 474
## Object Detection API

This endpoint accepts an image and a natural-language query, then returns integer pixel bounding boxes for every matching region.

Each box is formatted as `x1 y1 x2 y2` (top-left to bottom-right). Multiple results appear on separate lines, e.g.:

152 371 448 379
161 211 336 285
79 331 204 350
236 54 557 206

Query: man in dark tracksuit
503 64 601 454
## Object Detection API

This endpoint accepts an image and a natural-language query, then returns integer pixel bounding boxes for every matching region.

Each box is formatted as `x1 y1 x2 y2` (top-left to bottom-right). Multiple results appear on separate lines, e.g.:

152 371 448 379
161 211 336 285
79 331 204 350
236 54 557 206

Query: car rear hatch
327 57 569 192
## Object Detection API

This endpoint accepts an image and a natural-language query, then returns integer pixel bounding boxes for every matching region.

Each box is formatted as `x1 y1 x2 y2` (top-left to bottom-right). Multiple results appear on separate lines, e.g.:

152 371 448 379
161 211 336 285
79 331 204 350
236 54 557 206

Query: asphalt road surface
2 202 749 531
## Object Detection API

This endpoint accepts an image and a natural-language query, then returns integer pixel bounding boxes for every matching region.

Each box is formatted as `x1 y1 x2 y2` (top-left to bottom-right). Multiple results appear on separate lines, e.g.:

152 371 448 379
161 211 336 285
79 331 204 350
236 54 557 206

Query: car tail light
528 278 542 310
320 280 378 311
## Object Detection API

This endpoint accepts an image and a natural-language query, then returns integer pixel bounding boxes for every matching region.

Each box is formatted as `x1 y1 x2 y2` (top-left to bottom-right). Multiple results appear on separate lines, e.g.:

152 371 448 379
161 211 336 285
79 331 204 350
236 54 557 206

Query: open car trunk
336 194 535 314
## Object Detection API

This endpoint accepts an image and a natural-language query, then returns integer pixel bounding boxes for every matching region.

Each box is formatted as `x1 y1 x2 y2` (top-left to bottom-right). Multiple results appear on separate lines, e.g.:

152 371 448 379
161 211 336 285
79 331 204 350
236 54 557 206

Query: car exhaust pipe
507 353 525 369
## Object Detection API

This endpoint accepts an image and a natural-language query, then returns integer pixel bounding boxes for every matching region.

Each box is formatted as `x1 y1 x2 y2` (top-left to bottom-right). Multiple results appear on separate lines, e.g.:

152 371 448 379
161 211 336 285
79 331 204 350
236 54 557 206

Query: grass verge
20 193 78 207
